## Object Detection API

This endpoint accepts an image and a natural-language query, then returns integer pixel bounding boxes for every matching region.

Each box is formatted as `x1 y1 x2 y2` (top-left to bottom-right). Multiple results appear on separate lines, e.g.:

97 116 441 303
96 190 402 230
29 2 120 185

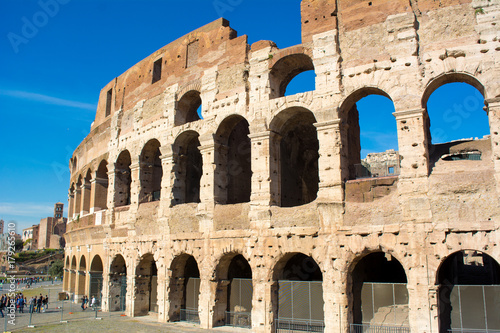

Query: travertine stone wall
64 1 500 333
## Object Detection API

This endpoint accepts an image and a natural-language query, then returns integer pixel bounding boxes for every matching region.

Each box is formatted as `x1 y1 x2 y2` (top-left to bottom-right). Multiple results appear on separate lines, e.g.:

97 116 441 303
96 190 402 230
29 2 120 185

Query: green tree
48 259 64 278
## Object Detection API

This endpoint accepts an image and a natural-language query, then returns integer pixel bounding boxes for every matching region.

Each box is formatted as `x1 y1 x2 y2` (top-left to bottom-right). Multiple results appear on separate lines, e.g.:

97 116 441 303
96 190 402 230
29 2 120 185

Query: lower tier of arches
62 229 500 333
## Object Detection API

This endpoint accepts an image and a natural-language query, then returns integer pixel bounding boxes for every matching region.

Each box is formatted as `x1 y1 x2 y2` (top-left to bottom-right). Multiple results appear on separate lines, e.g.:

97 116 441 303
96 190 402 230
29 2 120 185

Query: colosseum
63 1 500 332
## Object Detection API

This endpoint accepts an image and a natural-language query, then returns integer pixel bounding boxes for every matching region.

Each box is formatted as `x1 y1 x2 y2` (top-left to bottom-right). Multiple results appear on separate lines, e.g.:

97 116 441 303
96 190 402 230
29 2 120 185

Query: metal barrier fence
226 311 251 328
3 287 125 332
350 323 410 333
180 308 200 323
276 318 325 333
448 330 500 333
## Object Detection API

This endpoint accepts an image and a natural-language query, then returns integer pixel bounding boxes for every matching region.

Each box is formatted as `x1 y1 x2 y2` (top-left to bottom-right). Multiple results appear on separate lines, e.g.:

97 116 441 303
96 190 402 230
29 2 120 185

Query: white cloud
0 89 96 111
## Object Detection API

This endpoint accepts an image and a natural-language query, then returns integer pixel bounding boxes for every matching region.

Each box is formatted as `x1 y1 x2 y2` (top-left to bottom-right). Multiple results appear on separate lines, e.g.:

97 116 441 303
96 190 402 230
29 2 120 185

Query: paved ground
1 283 249 333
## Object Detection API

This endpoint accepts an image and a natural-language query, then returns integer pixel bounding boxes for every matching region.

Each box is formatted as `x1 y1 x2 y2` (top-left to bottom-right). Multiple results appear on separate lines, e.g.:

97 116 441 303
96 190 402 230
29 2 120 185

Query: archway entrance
350 252 409 332
89 255 103 305
274 253 324 332
109 254 127 312
134 254 158 316
214 254 253 328
169 254 200 323
437 250 500 332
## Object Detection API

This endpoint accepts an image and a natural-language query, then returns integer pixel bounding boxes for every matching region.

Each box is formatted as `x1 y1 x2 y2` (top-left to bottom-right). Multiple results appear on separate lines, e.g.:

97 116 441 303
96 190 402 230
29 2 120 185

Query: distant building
24 203 67 250
0 219 4 235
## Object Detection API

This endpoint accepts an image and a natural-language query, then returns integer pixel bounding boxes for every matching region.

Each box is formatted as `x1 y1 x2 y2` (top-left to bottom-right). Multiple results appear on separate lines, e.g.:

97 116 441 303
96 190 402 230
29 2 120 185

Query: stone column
198 142 215 206
393 108 432 223
63 268 69 292
68 191 74 219
486 99 500 195
129 161 141 212
126 274 135 317
80 182 91 216
198 276 215 329
314 119 344 202
407 265 438 333
101 268 110 312
106 165 116 210
158 147 174 214
249 130 280 207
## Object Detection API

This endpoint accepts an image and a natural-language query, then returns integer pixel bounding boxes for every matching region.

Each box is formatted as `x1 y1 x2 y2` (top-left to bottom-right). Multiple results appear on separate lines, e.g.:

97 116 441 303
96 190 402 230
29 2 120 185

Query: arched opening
134 253 158 316
340 89 398 180
270 107 319 207
172 131 202 205
139 139 162 203
214 116 251 204
350 252 409 331
169 254 201 323
175 90 202 126
82 169 92 214
109 254 127 312
77 256 87 298
423 76 489 167
89 255 104 305
437 250 500 332
115 150 131 207
214 254 253 328
70 256 77 295
270 53 315 99
74 175 82 216
273 253 324 332
94 160 108 211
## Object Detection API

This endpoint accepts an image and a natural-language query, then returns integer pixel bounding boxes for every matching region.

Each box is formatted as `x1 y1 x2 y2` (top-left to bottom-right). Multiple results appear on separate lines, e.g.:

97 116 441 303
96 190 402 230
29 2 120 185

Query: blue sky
0 0 490 232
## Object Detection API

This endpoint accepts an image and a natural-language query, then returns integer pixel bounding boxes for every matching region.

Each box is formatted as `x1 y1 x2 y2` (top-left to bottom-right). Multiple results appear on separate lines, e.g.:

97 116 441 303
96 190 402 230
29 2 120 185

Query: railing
276 318 325 332
350 324 410 333
180 308 200 323
226 311 251 328
448 328 500 333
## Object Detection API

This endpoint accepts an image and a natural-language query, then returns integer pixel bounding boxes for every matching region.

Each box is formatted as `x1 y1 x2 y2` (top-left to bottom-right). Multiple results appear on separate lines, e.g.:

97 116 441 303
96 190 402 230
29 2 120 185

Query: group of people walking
80 295 97 311
0 293 49 317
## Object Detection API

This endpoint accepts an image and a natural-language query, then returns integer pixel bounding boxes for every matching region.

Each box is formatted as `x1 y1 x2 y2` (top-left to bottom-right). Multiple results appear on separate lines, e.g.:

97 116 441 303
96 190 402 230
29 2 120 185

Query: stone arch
168 253 201 322
270 52 315 98
213 252 253 327
172 130 202 205
348 251 409 330
422 72 486 108
89 255 104 303
422 73 490 166
134 253 158 315
94 159 108 211
139 139 162 204
436 250 500 332
271 252 324 331
339 87 397 180
175 90 202 126
115 150 132 207
214 115 251 204
269 107 319 207
109 254 127 312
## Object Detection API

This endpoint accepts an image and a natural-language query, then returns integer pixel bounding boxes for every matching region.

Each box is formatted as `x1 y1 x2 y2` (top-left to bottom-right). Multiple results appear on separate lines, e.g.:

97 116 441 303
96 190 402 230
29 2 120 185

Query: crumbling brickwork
63 1 500 332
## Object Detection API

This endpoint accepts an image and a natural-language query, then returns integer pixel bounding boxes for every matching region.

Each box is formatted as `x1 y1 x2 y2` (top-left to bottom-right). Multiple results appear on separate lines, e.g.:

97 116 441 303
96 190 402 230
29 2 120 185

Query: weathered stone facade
63 1 500 332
